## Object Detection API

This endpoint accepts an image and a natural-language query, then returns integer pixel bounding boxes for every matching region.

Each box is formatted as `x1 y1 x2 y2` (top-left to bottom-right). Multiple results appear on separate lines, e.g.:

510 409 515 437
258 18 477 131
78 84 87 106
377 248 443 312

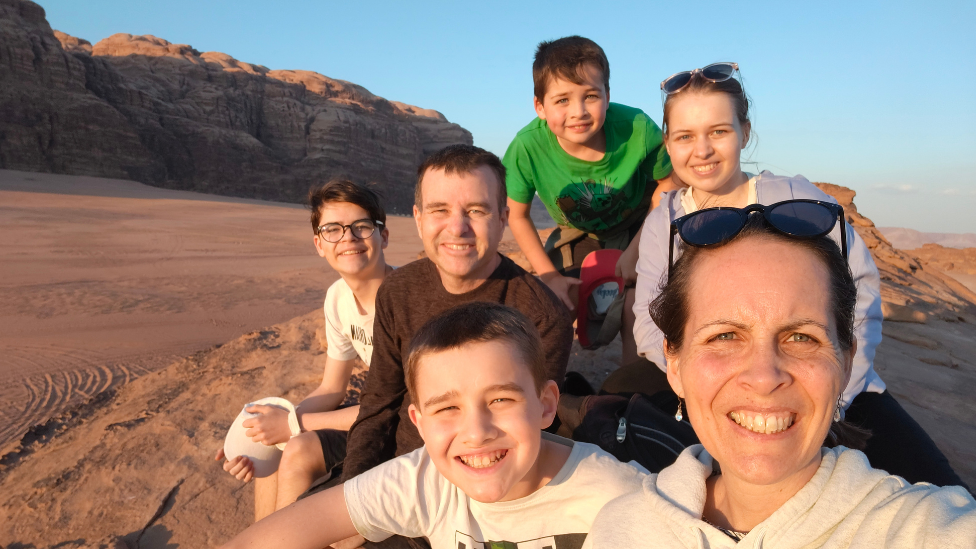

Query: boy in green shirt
503 35 677 364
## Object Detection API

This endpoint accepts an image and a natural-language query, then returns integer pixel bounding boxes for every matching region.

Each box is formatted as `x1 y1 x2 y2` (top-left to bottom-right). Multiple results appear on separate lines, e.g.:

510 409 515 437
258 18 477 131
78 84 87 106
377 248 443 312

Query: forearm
219 485 357 549
299 405 360 432
509 211 558 275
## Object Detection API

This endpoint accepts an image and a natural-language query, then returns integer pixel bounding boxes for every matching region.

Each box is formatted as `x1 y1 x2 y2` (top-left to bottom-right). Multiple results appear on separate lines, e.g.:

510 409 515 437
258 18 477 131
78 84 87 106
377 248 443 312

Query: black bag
572 391 699 473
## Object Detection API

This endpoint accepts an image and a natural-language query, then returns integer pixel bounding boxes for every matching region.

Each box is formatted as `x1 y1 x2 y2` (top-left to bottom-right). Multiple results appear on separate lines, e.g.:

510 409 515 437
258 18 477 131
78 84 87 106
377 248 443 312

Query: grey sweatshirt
584 445 976 549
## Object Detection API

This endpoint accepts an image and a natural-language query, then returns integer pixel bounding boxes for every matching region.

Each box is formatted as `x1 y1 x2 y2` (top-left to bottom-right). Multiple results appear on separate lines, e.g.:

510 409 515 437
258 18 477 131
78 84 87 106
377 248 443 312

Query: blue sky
41 0 976 233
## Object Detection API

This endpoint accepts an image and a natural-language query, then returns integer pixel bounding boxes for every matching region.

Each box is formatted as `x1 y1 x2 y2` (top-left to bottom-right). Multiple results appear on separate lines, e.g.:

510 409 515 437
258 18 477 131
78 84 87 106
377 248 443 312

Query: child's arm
295 356 362 432
508 197 580 310
219 484 358 549
616 174 683 284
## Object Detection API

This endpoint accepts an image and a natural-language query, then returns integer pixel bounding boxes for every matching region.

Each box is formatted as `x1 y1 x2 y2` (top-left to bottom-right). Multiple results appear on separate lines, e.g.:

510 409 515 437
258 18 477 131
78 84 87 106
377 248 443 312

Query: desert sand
1 175 975 548
0 168 424 457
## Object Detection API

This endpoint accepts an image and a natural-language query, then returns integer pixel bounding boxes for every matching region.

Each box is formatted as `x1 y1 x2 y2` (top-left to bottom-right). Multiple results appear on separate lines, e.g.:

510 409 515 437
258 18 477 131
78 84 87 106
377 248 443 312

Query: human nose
460 406 497 445
737 340 791 395
338 225 360 242
445 210 471 237
570 98 587 119
693 135 714 158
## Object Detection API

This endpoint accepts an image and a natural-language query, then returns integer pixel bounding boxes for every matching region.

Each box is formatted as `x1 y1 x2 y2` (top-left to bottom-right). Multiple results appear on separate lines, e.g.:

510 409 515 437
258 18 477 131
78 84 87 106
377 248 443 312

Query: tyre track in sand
0 345 151 450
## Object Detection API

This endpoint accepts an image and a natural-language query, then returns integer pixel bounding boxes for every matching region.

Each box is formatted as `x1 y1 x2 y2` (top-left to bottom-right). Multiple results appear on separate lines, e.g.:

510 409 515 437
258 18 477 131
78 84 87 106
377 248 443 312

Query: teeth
693 163 717 173
458 450 507 469
338 250 365 255
446 244 471 250
729 411 795 435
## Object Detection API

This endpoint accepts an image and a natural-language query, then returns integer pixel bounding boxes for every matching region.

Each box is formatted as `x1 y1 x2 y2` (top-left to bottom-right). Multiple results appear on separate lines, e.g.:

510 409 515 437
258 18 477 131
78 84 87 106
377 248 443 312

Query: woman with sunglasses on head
586 214 976 548
632 63 968 489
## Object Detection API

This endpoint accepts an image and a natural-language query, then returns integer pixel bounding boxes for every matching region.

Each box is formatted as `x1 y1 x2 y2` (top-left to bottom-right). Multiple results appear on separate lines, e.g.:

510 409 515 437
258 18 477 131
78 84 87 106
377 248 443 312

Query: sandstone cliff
0 0 472 211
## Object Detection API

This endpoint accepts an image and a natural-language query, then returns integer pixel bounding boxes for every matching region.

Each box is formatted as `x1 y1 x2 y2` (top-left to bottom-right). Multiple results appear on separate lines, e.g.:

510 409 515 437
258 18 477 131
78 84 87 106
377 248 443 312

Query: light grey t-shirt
344 437 648 549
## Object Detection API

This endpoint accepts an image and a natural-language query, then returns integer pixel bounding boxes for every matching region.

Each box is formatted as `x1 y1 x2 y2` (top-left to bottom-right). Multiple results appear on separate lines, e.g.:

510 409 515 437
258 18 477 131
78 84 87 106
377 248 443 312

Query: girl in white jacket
631 63 965 489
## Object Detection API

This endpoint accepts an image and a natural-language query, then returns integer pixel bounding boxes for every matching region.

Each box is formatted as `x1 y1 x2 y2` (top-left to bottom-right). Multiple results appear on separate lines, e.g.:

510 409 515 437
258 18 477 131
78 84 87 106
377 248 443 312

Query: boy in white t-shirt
219 302 648 549
216 179 392 522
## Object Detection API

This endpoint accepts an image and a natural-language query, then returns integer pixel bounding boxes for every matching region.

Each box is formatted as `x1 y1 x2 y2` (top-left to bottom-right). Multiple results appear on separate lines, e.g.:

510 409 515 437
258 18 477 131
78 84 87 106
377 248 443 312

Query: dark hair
533 36 610 103
308 179 386 233
404 302 546 399
662 72 750 137
415 144 507 212
649 214 867 449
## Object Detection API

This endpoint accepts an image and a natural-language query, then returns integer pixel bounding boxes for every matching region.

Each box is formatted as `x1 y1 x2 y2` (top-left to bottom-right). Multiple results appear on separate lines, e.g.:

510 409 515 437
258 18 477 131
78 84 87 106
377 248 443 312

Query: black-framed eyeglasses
316 219 384 243
660 62 740 95
668 199 847 278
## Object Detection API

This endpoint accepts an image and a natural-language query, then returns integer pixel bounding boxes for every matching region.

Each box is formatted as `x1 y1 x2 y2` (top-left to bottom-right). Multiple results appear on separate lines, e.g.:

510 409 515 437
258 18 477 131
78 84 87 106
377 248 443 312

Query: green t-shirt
503 103 671 236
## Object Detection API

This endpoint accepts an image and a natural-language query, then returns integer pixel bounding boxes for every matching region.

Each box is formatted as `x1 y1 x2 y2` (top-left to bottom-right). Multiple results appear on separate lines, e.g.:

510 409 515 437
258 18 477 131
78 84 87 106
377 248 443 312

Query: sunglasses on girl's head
667 199 848 277
660 62 740 95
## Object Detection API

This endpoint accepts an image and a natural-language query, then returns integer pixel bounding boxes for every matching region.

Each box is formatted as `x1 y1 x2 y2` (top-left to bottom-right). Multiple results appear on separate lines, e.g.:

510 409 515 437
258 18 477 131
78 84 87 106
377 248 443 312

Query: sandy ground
0 169 424 454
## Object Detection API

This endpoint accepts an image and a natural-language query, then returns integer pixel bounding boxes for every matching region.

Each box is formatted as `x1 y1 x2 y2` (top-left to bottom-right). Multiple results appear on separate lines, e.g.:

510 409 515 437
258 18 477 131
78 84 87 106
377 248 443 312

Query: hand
242 405 292 446
615 243 639 285
539 271 581 312
331 535 366 549
215 448 255 483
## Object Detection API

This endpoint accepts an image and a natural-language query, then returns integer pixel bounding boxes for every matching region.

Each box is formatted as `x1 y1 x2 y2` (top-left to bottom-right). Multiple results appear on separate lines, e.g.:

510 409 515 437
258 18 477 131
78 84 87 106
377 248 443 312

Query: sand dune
0 169 423 455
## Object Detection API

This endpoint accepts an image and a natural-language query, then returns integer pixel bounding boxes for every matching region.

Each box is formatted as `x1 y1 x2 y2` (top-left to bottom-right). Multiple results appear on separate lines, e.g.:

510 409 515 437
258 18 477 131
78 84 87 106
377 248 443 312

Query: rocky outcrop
0 0 472 212
815 183 976 323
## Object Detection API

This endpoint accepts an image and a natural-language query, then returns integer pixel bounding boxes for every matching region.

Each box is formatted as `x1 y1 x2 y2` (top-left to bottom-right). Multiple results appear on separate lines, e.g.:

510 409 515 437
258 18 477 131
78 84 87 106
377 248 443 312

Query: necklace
702 516 748 542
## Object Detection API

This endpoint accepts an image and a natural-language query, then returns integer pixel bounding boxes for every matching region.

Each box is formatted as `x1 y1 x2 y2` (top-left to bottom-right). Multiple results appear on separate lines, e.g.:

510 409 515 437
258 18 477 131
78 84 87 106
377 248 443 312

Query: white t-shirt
324 278 374 365
679 172 758 214
344 437 648 549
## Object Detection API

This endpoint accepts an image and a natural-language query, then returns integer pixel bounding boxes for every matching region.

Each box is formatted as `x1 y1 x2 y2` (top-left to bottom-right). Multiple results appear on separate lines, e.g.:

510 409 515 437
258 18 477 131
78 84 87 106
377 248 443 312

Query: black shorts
314 428 348 473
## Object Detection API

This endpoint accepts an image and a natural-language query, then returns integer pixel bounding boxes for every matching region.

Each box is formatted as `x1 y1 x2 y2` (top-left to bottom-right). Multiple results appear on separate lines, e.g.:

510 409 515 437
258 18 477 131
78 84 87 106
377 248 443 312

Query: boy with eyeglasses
216 179 393 524
503 35 679 366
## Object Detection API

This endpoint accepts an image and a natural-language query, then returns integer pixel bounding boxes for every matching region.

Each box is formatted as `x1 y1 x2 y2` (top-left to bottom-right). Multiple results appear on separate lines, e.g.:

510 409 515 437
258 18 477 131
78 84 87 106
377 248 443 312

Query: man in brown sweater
342 145 573 492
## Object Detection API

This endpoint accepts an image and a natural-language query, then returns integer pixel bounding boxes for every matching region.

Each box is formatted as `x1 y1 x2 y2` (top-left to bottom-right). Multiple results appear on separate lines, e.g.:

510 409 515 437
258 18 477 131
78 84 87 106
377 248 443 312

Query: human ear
538 380 560 429
664 341 685 398
313 234 329 258
740 120 752 149
408 403 425 440
413 204 423 240
533 96 547 120
380 227 390 250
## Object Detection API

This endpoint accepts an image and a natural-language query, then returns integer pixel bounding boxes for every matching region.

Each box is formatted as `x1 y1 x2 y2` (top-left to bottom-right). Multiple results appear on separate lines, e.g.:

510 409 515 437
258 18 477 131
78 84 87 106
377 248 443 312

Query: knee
279 432 322 475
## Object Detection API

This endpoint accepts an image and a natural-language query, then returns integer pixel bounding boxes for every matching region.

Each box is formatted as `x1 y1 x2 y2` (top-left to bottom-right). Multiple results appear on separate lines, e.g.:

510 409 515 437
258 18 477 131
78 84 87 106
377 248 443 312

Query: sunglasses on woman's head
660 62 740 95
667 199 848 278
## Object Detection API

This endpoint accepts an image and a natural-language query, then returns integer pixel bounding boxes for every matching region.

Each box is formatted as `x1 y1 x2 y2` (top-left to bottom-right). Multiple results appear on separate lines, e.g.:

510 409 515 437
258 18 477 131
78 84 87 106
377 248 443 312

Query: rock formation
0 0 472 212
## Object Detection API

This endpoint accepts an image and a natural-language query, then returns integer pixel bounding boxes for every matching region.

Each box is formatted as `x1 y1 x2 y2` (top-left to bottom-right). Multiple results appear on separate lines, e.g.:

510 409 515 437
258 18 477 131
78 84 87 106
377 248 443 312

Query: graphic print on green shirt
503 103 671 236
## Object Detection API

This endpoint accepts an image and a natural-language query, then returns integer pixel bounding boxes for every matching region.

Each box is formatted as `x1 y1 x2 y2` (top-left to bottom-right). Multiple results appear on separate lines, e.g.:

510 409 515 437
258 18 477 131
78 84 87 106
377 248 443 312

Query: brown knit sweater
341 254 573 481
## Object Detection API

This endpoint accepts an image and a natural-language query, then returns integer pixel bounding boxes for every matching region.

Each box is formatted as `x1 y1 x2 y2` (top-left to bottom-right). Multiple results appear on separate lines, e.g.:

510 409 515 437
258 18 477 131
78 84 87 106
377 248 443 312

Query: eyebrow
423 201 493 211
423 389 459 410
693 318 831 336
420 383 526 410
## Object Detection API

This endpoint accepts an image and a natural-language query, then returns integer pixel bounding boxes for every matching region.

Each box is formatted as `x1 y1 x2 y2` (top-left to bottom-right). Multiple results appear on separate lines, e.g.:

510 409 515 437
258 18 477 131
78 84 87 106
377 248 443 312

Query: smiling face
665 91 751 199
313 202 388 278
413 166 508 294
533 63 609 160
407 340 559 503
666 236 852 490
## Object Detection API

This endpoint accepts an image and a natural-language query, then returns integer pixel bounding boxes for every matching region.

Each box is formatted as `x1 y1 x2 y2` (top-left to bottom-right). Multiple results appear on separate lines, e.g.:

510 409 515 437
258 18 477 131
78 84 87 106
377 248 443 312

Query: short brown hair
533 36 610 102
308 179 386 233
404 302 546 399
414 144 507 212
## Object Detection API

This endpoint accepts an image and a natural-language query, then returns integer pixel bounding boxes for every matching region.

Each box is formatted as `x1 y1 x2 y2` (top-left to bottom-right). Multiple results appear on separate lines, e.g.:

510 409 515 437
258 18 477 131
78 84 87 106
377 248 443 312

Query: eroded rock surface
0 0 471 212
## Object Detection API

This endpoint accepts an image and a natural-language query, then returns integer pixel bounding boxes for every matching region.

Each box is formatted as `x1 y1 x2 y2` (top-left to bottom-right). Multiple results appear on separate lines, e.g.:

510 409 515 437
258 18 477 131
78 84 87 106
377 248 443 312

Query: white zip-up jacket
583 445 976 549
633 172 885 407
